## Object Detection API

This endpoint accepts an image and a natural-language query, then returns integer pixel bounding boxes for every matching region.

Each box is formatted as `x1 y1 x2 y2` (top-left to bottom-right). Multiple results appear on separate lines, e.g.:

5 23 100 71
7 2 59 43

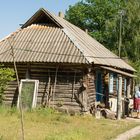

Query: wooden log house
0 8 136 115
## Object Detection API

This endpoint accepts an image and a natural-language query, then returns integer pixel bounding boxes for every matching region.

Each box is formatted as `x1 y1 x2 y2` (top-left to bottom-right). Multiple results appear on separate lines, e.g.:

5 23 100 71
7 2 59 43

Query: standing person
134 87 140 118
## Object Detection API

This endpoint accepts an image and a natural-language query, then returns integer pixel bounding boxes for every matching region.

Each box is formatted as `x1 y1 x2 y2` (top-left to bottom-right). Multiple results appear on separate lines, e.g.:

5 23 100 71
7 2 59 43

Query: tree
0 66 15 104
65 0 140 60
65 0 140 81
65 0 124 51
122 0 140 61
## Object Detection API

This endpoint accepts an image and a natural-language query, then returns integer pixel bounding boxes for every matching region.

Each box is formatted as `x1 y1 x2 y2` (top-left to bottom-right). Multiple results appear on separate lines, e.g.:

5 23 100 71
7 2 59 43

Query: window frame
109 73 114 94
17 79 39 108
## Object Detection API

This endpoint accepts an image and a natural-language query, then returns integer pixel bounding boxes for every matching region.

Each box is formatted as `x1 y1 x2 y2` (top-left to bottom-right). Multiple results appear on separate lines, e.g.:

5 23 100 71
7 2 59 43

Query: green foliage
65 0 140 78
130 61 140 84
0 66 15 104
44 128 88 140
130 134 140 140
65 0 125 51
0 106 18 117
121 0 140 61
0 135 3 140
31 107 56 116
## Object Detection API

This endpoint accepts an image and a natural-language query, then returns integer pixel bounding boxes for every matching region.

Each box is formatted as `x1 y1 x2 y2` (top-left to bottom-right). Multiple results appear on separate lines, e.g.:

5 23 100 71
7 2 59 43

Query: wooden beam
117 75 122 120
127 78 131 98
52 66 59 108
72 71 76 101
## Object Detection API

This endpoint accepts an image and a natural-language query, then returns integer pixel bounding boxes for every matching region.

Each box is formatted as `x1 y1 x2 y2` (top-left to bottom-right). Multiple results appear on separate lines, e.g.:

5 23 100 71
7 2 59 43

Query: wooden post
47 70 51 106
82 74 88 112
117 75 122 120
25 63 30 79
132 79 135 97
125 78 131 116
52 66 59 108
104 73 109 108
72 71 76 101
82 89 88 112
127 78 131 98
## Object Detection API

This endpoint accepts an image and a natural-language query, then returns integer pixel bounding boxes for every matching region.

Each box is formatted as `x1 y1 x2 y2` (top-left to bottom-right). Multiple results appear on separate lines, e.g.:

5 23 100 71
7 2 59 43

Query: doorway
96 71 103 102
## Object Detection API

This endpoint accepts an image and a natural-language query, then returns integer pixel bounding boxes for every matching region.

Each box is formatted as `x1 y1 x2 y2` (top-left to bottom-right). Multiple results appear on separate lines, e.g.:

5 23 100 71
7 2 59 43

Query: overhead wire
0 32 121 59
0 24 121 59
0 48 12 56
7 46 121 59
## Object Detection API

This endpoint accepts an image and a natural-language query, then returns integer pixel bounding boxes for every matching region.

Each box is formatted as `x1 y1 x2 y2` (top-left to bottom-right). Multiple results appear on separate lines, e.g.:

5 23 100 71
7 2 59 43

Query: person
134 87 140 118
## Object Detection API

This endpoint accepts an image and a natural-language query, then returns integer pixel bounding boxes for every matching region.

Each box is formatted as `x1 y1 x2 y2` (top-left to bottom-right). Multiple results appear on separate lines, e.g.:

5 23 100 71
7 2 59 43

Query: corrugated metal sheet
0 24 87 64
52 14 135 71
0 8 135 72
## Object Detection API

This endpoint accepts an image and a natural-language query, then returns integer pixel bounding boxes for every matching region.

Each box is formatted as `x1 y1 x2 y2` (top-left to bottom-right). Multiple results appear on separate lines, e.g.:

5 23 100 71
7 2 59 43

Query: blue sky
0 0 79 39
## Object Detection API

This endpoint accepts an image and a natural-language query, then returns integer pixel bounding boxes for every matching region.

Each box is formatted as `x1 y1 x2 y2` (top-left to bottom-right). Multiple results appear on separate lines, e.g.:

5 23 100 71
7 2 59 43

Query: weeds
0 106 18 116
0 106 139 140
0 135 3 140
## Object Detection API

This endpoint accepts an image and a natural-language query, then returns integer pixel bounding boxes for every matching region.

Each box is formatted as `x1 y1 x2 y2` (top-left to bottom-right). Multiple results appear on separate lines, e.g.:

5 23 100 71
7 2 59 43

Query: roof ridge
0 23 57 44
0 28 22 43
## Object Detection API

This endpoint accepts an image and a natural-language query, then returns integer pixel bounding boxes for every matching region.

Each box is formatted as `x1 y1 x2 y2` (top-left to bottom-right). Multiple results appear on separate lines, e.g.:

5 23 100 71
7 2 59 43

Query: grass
0 106 140 140
130 135 140 140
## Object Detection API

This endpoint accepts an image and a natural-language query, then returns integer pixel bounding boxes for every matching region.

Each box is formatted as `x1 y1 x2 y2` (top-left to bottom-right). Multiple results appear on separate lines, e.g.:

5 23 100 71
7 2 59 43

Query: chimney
85 29 88 34
58 11 64 18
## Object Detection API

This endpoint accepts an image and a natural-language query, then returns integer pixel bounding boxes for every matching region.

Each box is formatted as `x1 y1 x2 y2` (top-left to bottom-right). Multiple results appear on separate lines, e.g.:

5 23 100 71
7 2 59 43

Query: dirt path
114 118 140 140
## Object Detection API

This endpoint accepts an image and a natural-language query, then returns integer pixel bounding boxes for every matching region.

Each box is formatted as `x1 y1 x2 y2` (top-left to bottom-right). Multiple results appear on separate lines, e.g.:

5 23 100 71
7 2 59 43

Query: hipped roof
0 8 135 72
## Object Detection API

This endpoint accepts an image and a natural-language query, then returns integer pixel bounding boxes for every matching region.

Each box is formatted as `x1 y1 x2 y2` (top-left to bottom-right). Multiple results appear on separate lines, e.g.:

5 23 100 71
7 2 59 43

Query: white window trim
17 79 39 108
109 73 114 93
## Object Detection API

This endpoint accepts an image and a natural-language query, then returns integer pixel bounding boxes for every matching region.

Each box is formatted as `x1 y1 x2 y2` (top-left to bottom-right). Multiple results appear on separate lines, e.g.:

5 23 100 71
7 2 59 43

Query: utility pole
118 10 124 58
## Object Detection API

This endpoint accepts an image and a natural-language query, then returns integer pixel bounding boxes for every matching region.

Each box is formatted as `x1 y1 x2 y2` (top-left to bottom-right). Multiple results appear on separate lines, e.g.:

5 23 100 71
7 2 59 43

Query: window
17 79 39 109
109 73 114 93
96 71 103 101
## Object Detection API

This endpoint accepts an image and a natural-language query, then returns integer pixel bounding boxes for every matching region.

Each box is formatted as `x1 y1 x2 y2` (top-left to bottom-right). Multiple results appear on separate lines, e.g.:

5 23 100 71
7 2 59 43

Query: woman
134 87 140 118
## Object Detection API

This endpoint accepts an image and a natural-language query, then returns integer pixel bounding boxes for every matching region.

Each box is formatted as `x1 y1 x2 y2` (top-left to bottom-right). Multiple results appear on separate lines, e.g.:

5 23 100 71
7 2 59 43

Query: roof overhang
100 66 136 78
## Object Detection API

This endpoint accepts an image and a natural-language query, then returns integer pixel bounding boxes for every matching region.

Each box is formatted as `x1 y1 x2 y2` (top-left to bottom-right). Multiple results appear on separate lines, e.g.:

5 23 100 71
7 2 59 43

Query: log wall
86 73 96 110
3 63 96 113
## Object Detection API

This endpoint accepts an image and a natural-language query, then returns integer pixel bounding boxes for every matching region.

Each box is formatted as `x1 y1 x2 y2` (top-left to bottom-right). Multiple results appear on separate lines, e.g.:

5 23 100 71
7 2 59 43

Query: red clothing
134 98 140 110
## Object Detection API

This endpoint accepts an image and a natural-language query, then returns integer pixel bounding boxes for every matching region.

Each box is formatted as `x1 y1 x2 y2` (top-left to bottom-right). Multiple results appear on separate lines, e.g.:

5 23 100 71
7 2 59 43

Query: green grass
0 106 139 140
130 135 140 140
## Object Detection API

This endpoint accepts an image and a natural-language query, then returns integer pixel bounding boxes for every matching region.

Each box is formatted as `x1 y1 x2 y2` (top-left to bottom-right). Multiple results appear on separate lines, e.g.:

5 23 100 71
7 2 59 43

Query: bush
0 66 15 104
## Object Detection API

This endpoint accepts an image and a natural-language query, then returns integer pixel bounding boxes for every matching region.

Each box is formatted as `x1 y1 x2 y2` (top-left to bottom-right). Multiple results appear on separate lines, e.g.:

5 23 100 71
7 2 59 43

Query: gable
22 8 62 29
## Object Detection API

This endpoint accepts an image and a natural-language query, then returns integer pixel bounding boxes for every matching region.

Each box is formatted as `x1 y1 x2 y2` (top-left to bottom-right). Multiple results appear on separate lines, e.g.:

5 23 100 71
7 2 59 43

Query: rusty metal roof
0 8 135 71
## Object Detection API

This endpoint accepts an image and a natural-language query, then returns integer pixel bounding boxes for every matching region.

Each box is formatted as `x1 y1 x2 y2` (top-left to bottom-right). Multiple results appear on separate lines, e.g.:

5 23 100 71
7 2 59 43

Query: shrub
0 66 15 104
